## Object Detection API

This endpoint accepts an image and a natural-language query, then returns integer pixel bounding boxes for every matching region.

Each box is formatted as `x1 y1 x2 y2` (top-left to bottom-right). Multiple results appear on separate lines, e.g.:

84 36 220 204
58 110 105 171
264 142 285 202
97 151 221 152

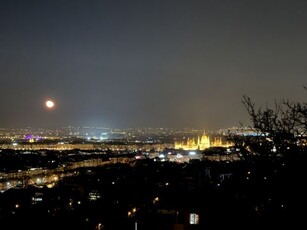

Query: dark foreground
0 152 306 230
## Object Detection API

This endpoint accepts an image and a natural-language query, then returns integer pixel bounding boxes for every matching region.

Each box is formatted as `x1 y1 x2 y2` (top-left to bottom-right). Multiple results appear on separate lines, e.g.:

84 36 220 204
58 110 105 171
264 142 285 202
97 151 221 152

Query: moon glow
46 100 55 109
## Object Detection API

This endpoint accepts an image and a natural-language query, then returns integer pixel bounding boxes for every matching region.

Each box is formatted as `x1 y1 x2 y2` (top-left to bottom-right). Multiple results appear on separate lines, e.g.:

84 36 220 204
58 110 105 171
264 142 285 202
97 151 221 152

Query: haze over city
1 0 306 130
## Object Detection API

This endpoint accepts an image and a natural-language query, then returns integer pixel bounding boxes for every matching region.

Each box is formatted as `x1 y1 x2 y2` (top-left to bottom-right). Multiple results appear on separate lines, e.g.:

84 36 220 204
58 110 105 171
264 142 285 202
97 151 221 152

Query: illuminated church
175 133 230 150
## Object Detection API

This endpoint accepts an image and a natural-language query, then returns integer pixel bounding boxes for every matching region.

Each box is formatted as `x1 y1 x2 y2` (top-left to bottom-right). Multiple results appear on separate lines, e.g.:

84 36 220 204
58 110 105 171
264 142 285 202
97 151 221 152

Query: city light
189 213 199 225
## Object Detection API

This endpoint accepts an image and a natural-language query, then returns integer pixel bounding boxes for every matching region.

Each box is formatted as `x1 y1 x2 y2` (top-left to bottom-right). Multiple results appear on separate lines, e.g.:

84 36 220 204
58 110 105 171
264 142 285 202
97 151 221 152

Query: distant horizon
0 124 249 132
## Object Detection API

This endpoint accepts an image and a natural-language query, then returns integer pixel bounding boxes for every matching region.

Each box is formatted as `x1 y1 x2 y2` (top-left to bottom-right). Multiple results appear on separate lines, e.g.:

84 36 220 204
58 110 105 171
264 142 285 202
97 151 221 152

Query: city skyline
1 0 306 130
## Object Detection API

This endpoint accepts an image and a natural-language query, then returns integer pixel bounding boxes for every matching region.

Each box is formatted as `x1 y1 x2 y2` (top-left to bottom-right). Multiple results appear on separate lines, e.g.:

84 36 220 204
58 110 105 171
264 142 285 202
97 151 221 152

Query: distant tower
199 133 210 150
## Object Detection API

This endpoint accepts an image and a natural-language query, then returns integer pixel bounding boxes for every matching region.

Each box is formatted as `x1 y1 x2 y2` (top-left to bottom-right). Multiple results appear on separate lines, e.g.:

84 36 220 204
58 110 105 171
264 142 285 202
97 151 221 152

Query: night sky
1 0 306 130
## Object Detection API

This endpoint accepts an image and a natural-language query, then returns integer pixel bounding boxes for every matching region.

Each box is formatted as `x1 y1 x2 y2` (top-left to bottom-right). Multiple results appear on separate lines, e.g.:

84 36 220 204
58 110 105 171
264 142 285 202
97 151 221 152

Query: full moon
45 100 55 108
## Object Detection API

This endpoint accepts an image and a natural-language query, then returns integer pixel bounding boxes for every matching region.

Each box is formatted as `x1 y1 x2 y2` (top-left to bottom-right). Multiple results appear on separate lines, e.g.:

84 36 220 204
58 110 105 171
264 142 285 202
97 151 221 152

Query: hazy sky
0 0 306 130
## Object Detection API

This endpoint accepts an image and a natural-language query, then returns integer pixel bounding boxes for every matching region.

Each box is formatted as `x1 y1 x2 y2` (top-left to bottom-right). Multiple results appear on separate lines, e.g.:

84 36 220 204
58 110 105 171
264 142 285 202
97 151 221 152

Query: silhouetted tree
282 87 307 136
227 89 306 155
240 88 307 154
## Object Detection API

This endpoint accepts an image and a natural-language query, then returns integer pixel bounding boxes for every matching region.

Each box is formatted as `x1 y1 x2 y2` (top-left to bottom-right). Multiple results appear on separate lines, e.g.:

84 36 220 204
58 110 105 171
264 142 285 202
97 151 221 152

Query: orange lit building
175 133 231 150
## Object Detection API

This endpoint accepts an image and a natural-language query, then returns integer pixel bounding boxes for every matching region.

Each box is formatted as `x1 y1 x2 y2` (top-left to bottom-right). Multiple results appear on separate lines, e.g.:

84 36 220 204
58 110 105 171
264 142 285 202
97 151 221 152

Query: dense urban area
0 126 306 229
